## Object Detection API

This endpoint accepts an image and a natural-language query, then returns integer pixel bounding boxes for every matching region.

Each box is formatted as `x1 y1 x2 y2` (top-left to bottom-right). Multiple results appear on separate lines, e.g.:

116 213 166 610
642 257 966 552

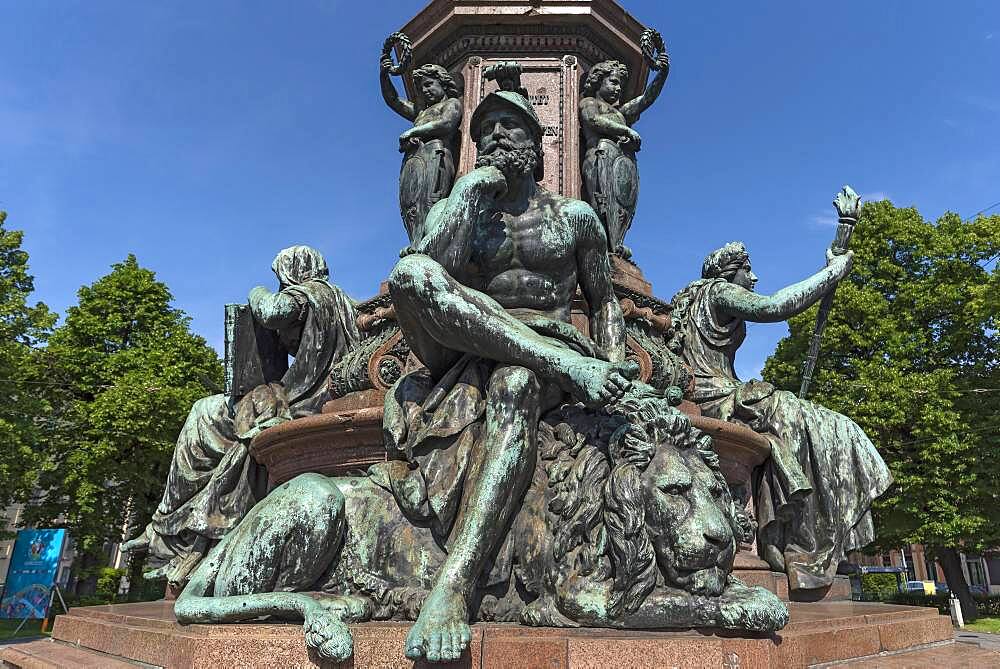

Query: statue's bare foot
561 357 640 408
303 605 354 662
404 587 471 663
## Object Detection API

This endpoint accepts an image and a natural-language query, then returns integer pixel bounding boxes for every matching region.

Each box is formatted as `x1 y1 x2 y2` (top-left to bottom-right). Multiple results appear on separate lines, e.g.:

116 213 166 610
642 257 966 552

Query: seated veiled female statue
670 241 892 592
123 245 360 586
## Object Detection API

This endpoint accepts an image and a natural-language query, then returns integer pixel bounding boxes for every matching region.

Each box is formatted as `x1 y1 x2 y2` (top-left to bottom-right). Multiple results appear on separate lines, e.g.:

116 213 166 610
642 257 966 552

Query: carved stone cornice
397 0 650 100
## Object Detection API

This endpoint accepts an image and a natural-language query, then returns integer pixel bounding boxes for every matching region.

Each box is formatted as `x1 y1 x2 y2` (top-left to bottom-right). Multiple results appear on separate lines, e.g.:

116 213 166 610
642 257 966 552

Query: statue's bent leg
175 473 364 662
404 365 543 663
389 254 636 404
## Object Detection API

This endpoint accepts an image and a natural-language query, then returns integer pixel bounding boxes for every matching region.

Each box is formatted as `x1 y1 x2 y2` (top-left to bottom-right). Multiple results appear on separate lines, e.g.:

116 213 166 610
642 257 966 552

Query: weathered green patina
174 392 787 662
579 30 670 259
380 34 464 250
669 195 892 592
118 7 901 660
122 246 359 587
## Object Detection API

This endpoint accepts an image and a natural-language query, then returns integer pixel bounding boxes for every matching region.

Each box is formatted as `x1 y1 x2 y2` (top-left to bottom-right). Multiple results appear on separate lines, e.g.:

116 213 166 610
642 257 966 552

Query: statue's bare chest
469 208 575 279
582 99 627 139
414 102 450 125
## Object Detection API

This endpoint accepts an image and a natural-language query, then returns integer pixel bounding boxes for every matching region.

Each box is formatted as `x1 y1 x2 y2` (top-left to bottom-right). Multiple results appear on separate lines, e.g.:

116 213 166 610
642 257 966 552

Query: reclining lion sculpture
174 391 788 662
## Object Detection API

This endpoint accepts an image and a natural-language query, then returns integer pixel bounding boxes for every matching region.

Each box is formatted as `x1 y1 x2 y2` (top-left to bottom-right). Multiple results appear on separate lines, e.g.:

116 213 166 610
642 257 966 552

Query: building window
902 547 916 581
967 558 987 588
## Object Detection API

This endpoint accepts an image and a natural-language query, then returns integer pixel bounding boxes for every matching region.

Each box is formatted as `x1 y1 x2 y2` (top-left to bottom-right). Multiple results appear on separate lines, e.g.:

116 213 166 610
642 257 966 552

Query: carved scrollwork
357 305 396 333
620 297 671 333
367 331 406 391
625 334 653 385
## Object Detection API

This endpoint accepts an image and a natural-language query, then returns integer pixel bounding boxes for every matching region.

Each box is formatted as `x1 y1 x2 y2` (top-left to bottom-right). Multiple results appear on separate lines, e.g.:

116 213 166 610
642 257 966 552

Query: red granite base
0 600 961 669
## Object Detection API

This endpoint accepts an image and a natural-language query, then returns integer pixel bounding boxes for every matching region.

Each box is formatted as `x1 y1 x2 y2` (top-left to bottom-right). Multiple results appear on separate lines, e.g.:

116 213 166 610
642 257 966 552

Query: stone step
772 611 954 667
40 600 959 669
1 639 145 668
827 639 1000 667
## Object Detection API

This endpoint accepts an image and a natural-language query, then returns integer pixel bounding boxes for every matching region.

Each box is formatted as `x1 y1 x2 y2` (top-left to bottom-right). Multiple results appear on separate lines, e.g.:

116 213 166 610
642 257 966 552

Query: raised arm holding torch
799 185 862 398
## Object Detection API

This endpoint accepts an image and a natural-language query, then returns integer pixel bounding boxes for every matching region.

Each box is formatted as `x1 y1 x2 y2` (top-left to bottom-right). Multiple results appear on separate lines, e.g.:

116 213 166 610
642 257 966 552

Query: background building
848 544 1000 595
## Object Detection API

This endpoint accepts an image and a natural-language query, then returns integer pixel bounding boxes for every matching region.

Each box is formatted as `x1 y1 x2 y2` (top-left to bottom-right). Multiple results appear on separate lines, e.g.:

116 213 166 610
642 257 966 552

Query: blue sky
3 1 998 380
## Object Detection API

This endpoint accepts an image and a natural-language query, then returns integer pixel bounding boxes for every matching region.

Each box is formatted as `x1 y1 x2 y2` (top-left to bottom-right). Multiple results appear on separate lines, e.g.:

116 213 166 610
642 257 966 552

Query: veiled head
272 245 329 287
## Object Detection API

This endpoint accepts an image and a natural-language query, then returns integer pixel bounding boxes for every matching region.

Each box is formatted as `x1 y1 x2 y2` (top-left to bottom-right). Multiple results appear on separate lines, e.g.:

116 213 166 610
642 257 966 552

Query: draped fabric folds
372 315 596 587
140 275 360 577
674 278 892 591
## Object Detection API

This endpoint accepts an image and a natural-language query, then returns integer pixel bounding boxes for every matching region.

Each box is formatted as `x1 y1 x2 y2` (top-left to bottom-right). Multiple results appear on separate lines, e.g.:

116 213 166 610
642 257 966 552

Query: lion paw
718 586 789 633
304 608 354 662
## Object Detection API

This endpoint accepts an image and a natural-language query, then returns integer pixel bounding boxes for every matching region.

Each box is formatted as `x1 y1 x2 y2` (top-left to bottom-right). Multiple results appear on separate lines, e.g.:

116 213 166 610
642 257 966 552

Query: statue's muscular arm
711 252 853 323
379 64 417 121
573 202 626 362
618 59 669 125
415 166 506 275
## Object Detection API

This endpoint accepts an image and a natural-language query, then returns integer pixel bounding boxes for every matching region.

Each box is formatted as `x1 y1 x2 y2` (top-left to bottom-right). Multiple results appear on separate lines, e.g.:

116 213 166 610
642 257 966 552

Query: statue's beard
475 144 538 180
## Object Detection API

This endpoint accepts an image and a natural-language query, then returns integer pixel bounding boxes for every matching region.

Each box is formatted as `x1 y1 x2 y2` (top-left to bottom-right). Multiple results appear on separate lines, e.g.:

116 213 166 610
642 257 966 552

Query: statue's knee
388 253 436 298
491 366 540 402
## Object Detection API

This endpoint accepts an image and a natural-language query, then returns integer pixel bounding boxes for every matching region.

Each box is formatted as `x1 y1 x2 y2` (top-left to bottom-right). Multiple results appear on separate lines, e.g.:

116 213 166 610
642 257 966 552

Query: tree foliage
762 201 1000 613
0 211 56 529
27 255 222 561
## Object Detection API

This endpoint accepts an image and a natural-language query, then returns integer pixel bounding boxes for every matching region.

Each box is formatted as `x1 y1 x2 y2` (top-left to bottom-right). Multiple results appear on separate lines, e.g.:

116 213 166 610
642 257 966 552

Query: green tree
762 201 1000 620
0 211 56 532
27 255 222 589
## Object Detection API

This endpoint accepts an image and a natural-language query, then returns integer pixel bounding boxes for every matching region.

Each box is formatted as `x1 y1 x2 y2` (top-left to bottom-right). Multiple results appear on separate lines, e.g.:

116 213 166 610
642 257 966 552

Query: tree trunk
937 546 977 622
72 551 98 596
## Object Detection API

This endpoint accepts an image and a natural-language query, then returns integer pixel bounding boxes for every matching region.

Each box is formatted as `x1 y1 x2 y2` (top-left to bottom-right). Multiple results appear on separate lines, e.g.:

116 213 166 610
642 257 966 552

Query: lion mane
538 394 754 618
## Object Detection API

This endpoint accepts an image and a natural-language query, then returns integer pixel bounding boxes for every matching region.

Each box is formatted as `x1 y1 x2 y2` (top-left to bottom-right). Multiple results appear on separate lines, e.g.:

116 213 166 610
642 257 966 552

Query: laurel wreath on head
640 28 668 72
381 31 413 76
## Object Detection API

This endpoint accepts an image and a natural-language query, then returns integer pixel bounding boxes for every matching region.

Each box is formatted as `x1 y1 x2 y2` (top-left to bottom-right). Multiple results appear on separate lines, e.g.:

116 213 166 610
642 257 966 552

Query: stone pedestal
396 0 651 199
4 600 975 669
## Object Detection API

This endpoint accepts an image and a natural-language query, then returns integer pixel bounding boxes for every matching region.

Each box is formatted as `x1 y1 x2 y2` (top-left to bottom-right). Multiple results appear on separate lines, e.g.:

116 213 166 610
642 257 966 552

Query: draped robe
675 278 892 591
141 279 360 575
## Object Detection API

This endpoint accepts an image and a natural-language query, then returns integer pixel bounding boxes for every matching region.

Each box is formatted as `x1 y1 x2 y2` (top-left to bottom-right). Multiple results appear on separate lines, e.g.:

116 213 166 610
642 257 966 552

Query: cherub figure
380 53 463 249
579 50 669 259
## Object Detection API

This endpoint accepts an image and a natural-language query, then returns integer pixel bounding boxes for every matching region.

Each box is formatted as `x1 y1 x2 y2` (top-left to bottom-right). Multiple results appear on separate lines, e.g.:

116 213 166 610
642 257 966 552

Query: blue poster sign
0 529 66 619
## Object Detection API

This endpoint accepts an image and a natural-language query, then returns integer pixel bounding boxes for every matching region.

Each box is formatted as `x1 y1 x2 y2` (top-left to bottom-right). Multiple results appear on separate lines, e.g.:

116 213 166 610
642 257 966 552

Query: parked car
969 584 989 596
905 580 926 593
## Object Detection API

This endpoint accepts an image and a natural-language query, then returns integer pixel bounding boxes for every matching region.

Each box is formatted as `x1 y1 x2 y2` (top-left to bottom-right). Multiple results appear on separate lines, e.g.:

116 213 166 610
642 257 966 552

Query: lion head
540 391 753 619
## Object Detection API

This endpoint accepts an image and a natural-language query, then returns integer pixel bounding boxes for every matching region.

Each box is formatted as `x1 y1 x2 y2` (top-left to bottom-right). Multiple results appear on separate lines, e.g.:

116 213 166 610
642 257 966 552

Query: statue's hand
825 248 854 278
620 129 642 151
833 185 861 221
398 130 419 152
654 53 670 74
466 165 508 201
380 56 394 74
